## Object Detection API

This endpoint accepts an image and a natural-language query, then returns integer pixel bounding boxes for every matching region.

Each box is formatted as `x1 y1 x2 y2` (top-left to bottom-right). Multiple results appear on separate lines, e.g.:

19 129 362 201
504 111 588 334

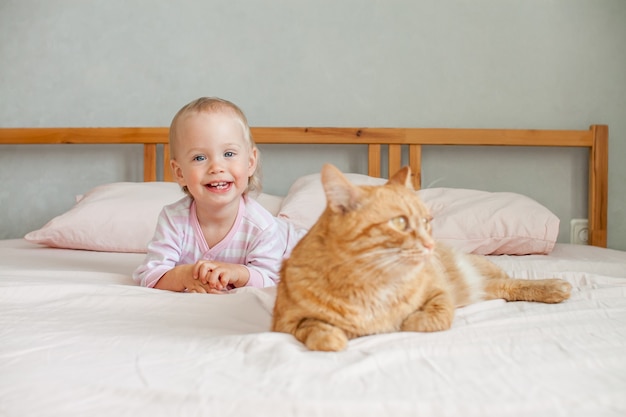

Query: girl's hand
192 260 250 290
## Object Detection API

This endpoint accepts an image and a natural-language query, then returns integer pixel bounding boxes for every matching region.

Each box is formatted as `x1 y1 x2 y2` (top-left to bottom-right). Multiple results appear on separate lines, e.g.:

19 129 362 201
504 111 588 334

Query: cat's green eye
389 216 409 231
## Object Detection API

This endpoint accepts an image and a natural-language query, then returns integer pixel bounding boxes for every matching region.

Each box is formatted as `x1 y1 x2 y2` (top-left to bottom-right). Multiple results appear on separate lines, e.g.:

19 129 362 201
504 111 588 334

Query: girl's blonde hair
169 97 262 196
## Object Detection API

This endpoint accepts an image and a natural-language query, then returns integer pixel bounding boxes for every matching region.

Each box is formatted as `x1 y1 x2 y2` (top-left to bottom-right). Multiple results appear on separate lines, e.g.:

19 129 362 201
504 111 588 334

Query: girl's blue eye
224 151 235 158
193 155 206 162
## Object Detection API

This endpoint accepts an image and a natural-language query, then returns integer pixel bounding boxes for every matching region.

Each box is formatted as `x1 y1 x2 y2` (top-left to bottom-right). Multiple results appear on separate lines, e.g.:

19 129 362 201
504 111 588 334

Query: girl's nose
207 159 225 173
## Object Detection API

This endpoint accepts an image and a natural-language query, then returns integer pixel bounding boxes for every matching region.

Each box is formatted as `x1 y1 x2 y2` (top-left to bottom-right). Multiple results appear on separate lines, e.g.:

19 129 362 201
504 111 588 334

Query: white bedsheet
1 239 625 417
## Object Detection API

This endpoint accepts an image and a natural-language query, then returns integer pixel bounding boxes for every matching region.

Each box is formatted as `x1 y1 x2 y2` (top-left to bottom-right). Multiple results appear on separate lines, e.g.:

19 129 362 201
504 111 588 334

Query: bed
1 125 625 417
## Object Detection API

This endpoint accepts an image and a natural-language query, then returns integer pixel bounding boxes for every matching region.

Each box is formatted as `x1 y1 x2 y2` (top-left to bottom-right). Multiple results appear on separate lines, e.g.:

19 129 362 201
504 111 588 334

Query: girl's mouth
206 181 231 191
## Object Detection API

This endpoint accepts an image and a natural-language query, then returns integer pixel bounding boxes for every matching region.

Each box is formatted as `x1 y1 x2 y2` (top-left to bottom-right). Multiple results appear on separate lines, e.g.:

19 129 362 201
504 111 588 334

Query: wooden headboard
0 125 609 247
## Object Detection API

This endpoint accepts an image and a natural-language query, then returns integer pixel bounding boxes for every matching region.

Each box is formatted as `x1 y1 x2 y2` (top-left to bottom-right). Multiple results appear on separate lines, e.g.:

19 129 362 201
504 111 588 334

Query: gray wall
1 1 625 250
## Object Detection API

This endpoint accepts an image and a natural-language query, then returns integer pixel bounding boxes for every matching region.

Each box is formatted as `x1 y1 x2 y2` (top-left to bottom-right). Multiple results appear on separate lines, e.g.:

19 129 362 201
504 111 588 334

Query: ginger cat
272 164 572 352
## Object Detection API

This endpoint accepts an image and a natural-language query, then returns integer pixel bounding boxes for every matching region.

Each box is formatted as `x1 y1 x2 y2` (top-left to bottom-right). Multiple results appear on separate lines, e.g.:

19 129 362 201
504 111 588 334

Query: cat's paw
539 279 572 303
401 293 455 333
401 309 454 333
305 328 348 352
400 309 454 332
295 319 349 352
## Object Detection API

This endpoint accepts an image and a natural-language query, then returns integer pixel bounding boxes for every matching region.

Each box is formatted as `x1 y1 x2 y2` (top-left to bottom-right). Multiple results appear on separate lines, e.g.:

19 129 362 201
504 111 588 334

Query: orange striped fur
272 164 572 351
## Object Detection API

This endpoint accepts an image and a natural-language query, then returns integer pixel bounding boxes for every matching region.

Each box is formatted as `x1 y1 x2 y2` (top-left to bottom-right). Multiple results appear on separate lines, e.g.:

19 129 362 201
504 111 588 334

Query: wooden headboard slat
367 144 381 178
0 125 609 247
388 145 402 179
0 127 169 144
143 144 157 182
0 126 594 146
408 145 422 190
402 128 594 147
163 144 173 182
249 127 594 147
588 124 609 247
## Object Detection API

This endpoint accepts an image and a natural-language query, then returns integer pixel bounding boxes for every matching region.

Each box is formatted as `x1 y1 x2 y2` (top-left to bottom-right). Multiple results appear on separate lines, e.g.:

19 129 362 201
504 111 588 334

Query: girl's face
170 111 257 210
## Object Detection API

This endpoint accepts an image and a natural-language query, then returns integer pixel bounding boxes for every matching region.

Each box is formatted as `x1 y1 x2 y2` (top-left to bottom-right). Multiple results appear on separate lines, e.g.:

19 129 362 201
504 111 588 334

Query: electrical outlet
570 219 589 245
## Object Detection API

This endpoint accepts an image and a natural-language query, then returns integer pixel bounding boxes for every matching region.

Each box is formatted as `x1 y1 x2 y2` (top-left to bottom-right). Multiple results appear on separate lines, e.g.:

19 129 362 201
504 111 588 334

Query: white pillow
253 193 284 217
25 182 283 253
277 173 559 255
25 176 559 256
419 187 559 255
277 172 387 230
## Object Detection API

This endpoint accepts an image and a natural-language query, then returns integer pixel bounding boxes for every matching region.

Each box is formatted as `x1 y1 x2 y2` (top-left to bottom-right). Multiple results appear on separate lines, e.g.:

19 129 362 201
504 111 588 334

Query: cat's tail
484 278 572 304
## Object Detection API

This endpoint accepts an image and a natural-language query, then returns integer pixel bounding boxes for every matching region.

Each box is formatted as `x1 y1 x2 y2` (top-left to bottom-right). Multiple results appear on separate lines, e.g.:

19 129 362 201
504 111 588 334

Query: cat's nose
422 237 436 252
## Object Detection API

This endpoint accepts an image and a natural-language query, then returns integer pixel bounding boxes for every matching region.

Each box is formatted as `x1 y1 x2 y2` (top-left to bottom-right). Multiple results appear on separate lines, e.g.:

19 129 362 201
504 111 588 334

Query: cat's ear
387 166 413 190
321 164 365 213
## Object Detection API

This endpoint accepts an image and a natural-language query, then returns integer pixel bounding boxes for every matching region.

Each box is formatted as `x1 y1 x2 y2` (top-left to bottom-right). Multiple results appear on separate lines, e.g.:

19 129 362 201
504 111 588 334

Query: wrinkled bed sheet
1 240 625 417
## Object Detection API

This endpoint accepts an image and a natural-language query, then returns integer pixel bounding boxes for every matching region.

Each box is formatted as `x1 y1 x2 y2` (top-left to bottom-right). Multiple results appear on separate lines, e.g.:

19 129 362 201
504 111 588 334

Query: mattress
1 239 625 416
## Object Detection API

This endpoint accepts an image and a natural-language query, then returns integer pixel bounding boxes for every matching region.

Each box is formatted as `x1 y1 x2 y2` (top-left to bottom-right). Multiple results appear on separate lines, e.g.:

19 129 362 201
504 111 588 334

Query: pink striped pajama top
133 195 306 289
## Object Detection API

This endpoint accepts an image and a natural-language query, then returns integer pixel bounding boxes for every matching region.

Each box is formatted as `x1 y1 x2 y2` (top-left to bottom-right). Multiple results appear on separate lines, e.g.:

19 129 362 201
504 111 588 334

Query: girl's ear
170 159 186 187
248 147 259 176
321 164 365 214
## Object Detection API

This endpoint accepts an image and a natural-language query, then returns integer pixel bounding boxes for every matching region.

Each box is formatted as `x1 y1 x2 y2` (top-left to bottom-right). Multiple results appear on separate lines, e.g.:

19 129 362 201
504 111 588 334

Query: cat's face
320 164 435 270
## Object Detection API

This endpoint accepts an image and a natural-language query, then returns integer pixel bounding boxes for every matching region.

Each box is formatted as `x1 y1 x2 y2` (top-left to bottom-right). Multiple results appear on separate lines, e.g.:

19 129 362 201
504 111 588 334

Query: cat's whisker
337 248 424 273
331 252 395 272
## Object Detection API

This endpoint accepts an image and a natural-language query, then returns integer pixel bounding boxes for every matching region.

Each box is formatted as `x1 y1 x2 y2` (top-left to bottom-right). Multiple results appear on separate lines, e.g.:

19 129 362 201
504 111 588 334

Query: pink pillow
278 173 559 255
419 187 559 255
24 182 285 253
277 172 387 230
25 182 187 253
